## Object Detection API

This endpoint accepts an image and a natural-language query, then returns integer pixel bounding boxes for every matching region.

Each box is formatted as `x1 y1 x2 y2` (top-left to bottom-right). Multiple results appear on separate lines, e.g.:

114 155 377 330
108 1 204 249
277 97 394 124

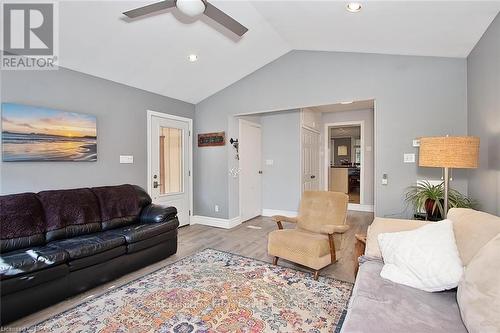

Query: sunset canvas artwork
1 103 97 161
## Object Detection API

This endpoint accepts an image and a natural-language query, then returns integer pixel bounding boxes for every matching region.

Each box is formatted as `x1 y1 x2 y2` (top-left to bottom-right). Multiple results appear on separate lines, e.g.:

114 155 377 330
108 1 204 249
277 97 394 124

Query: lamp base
443 167 450 219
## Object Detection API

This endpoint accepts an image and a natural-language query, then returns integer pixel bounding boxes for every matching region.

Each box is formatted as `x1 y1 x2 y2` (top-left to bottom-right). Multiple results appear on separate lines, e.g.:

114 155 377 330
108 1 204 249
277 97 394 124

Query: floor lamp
419 136 479 219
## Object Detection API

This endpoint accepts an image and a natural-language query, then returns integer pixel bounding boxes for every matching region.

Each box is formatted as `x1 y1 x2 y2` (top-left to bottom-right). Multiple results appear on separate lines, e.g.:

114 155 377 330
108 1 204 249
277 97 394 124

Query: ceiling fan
123 0 248 37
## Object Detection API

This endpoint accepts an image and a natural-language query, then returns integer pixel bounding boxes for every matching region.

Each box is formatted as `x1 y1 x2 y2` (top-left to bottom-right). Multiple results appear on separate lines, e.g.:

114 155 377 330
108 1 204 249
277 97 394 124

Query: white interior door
149 114 191 227
302 128 320 192
239 120 262 222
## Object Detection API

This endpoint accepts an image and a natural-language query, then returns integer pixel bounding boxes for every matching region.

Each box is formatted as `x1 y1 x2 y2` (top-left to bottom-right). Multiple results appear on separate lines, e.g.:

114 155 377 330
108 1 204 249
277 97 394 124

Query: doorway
239 119 263 222
326 123 363 204
147 110 192 227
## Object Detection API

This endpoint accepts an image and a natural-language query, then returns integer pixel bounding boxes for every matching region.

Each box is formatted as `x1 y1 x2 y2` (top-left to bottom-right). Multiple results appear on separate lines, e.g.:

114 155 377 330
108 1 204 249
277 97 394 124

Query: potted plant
404 181 476 220
405 181 444 220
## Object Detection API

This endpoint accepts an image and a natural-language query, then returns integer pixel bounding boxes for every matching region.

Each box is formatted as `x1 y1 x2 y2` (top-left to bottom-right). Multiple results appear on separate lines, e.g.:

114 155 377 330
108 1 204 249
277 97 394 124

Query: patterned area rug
26 249 353 332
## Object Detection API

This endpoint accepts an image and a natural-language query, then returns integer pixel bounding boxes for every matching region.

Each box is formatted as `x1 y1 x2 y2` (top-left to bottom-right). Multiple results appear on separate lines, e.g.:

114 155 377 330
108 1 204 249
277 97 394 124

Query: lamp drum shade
419 136 479 169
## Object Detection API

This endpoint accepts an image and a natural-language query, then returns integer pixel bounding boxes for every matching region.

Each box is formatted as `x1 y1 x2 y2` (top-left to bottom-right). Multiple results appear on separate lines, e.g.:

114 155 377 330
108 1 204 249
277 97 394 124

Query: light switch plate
119 155 134 164
404 153 416 163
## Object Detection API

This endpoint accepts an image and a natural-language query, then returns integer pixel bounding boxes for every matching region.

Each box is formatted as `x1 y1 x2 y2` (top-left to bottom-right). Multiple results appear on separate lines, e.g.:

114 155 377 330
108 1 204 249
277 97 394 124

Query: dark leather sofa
0 184 179 325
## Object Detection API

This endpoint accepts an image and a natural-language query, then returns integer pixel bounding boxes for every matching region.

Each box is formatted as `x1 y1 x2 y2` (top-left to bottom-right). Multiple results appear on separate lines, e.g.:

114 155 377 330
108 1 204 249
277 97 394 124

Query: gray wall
323 109 374 205
195 50 468 219
0 68 194 194
467 13 500 215
261 110 301 212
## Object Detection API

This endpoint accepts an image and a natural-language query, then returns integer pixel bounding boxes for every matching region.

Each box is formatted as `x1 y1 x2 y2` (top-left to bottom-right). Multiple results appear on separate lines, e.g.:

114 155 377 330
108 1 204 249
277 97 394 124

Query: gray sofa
341 208 500 333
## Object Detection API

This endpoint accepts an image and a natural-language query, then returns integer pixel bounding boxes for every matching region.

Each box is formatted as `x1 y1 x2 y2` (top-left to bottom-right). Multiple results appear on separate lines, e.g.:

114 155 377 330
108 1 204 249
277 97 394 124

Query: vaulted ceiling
58 1 500 104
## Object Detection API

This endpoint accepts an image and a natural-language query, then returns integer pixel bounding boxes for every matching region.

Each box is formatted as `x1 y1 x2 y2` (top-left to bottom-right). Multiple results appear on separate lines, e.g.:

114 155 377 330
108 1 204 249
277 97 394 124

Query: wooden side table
354 234 367 278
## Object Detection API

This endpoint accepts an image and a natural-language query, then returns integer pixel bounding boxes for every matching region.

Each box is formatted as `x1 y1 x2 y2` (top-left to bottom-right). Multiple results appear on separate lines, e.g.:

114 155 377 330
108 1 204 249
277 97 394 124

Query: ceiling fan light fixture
346 2 362 13
176 0 206 17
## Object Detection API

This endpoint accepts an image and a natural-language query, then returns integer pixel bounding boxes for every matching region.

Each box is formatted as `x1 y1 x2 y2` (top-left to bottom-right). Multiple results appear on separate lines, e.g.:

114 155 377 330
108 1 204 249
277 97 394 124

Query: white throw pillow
378 219 464 292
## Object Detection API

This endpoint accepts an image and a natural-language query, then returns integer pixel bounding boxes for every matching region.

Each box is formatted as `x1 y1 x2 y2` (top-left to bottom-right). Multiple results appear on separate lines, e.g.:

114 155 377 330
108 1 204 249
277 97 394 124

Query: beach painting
1 103 97 162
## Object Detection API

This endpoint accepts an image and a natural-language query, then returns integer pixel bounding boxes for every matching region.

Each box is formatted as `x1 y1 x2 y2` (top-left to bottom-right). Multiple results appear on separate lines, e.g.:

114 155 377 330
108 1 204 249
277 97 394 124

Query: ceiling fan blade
123 0 176 18
204 3 248 37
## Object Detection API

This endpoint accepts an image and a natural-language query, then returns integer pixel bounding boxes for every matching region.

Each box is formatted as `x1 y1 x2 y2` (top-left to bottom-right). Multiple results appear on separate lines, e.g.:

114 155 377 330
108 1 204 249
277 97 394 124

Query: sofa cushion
457 233 500 333
107 221 178 244
91 185 149 230
340 257 468 333
38 188 101 241
448 208 500 265
1 264 68 296
126 230 177 253
365 218 429 258
0 246 68 280
47 233 125 260
378 219 463 292
0 193 46 252
68 246 126 271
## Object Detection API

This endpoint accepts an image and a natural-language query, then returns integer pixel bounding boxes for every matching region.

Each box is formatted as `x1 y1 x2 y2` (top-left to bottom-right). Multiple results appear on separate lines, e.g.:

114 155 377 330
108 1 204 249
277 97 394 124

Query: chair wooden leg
273 256 279 265
313 270 320 281
328 234 337 263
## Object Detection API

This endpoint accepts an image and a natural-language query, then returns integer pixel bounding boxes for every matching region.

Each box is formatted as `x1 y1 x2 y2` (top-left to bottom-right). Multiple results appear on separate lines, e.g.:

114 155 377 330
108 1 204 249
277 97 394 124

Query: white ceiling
57 1 500 104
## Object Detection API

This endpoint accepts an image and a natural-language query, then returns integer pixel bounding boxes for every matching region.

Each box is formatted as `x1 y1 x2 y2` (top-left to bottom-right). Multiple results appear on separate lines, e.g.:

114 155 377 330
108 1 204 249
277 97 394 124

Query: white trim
373 100 378 217
238 118 262 223
233 97 376 117
301 124 320 134
324 120 365 205
348 204 374 212
262 209 298 217
147 110 193 224
191 215 241 229
262 206 373 216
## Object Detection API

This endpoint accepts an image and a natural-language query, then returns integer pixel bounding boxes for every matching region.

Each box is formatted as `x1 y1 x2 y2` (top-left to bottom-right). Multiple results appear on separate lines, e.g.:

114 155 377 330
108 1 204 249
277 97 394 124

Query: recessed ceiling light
346 2 362 13
340 101 354 105
187 54 198 62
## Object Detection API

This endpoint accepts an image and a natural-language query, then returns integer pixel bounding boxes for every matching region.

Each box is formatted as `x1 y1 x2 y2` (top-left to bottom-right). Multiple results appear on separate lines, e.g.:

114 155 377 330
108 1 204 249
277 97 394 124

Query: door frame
324 120 365 207
238 118 262 221
146 110 193 223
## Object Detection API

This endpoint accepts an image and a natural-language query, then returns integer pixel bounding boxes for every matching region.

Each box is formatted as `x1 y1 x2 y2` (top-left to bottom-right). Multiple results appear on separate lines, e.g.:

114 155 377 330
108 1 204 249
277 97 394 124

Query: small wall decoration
338 145 348 156
1 103 97 162
198 132 225 147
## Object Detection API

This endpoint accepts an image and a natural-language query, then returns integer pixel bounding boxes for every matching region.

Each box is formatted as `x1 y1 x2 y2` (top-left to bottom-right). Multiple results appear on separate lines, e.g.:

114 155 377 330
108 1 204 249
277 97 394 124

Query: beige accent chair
268 191 349 280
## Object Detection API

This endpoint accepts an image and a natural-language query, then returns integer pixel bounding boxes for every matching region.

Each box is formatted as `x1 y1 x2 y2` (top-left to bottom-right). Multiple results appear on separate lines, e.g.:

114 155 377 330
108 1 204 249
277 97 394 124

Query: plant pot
424 198 442 221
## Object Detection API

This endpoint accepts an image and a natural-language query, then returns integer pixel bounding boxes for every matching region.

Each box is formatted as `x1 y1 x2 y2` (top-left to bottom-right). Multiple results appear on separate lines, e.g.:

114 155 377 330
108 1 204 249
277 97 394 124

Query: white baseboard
348 204 374 212
261 209 298 217
190 215 241 229
262 205 374 216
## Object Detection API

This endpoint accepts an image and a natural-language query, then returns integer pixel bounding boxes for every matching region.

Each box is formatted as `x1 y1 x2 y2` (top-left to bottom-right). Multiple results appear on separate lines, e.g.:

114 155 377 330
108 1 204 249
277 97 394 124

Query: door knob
310 175 316 179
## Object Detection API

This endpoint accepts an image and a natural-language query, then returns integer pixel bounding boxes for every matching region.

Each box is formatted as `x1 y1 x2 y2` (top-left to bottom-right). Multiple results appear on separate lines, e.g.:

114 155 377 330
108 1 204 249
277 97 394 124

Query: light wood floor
8 212 373 329
348 192 360 203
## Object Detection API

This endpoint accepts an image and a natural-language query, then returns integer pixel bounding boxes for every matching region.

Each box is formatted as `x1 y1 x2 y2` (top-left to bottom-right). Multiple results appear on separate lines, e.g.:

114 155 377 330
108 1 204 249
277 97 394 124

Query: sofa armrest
319 224 350 235
365 217 429 258
140 204 178 224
